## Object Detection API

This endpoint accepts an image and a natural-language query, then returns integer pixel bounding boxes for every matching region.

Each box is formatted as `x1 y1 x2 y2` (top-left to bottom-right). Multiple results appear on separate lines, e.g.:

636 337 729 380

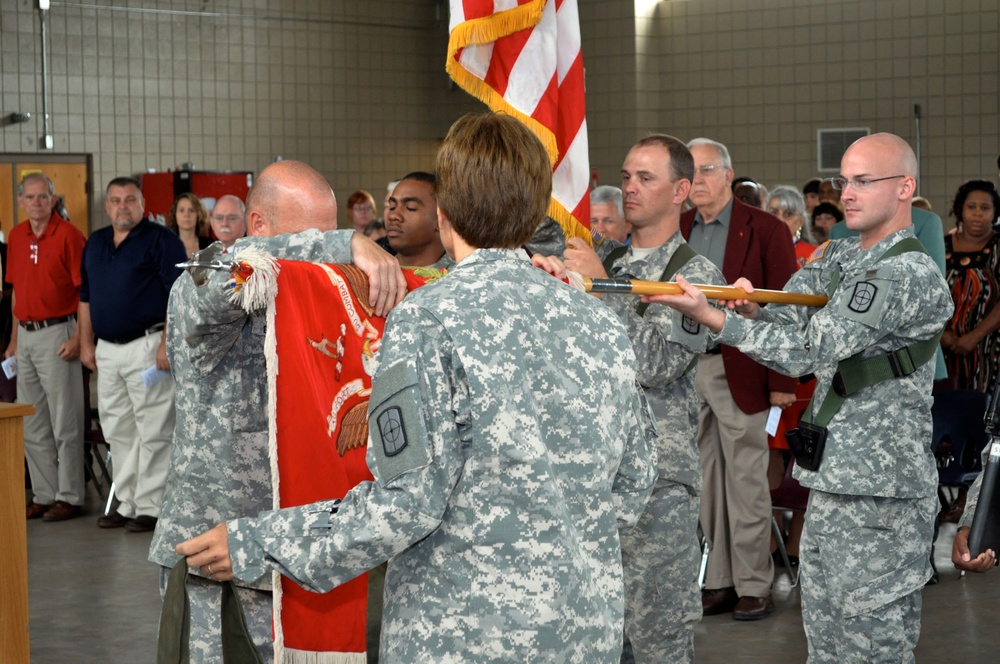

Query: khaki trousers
695 354 773 597
95 333 175 518
20 321 85 506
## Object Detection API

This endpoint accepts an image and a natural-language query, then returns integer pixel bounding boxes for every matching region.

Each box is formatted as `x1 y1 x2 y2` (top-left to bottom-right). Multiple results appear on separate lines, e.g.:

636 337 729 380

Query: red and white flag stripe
447 0 591 243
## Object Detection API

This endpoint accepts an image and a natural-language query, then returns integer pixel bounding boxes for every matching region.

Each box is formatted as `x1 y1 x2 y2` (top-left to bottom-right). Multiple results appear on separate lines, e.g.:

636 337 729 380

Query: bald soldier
176 113 657 663
649 133 952 662
149 160 404 663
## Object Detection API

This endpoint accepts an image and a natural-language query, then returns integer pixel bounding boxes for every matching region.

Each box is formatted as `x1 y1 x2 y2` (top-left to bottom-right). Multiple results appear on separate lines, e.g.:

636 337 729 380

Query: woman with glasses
345 189 376 233
165 193 211 258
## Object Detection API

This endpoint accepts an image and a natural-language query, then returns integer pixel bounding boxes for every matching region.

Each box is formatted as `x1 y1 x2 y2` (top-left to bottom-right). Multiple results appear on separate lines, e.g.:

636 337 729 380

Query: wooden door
0 163 13 242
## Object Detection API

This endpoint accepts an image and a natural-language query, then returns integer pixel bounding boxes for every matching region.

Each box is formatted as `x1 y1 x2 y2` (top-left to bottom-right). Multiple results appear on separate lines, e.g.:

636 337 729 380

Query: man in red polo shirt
7 173 87 522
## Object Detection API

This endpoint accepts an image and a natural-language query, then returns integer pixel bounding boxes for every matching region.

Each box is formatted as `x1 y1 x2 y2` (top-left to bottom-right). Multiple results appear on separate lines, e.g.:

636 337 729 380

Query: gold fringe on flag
446 0 592 247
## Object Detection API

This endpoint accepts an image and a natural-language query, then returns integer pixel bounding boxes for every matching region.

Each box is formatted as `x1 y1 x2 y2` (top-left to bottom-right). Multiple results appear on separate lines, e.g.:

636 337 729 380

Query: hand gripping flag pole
579 275 830 307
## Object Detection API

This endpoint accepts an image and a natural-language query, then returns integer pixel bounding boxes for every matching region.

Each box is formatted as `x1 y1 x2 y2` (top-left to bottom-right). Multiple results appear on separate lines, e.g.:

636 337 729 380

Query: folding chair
933 390 989 513
82 367 116 515
770 456 810 587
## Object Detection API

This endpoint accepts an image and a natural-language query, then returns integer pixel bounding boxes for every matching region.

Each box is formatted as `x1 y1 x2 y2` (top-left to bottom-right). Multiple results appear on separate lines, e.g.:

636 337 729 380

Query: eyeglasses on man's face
830 175 904 192
695 164 725 177
212 214 243 223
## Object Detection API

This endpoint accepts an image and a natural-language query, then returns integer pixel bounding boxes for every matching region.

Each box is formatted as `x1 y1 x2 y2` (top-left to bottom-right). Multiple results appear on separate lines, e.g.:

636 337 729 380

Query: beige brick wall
3 0 996 229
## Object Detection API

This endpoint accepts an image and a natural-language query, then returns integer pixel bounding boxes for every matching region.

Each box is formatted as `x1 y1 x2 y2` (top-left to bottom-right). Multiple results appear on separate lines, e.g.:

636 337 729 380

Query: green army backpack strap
635 242 697 318
156 559 265 664
600 245 630 277
803 236 940 429
220 580 266 664
602 241 700 375
157 560 191 664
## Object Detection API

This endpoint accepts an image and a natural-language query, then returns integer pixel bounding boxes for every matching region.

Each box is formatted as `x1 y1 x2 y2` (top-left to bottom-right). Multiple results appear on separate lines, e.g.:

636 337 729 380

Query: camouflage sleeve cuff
711 309 751 346
227 518 269 584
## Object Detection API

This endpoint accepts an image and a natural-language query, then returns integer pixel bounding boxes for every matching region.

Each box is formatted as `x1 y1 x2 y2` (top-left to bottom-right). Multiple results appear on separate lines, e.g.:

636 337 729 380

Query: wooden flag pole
582 277 829 307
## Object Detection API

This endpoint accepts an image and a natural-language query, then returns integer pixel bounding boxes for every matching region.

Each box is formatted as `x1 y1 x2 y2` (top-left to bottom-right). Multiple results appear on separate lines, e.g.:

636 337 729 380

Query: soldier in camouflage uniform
544 135 724 663
149 160 404 664
177 112 658 663
649 133 952 663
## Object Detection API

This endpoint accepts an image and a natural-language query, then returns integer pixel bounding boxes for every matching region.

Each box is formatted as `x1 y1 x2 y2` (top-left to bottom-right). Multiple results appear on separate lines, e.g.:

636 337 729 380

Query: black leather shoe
125 515 158 533
97 512 131 529
702 587 739 615
733 594 775 621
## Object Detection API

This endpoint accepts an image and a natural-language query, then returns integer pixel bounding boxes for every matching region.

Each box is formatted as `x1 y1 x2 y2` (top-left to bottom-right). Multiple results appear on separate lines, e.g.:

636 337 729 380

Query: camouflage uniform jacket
961 445 991 529
598 232 722 491
227 248 658 662
713 228 952 498
148 230 356 589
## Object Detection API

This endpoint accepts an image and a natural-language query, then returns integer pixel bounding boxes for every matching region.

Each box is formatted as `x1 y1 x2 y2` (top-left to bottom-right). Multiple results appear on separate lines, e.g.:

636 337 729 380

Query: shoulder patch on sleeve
368 358 431 484
804 240 832 265
836 264 897 326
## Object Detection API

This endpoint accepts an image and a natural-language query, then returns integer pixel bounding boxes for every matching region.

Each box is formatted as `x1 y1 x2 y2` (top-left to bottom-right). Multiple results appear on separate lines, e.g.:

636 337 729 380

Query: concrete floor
25 481 1000 663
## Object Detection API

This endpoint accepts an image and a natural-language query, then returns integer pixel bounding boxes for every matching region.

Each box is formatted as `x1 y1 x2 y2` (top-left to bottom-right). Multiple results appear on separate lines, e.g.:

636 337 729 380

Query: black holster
785 421 828 472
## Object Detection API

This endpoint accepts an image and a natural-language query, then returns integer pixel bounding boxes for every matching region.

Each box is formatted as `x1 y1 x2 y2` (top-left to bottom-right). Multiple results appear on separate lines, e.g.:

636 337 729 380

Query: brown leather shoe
733 594 775 621
42 501 83 522
27 502 54 520
702 587 739 615
97 512 132 529
124 515 158 533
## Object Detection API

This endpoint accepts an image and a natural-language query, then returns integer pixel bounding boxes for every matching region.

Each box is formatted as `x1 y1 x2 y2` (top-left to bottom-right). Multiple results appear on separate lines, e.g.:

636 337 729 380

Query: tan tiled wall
2 1 996 229
582 0 999 222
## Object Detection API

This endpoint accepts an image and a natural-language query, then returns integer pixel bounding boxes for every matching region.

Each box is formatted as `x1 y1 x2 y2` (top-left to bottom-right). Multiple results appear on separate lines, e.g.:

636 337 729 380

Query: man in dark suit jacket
680 138 798 621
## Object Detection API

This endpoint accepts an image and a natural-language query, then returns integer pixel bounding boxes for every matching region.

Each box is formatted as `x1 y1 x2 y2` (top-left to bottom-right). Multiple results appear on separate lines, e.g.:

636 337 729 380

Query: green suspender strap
601 242 698 317
802 236 943 430
602 241 700 375
157 560 265 664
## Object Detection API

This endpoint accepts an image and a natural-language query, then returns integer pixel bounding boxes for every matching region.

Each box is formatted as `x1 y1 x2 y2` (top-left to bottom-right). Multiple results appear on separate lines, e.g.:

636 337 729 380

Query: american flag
447 0 591 244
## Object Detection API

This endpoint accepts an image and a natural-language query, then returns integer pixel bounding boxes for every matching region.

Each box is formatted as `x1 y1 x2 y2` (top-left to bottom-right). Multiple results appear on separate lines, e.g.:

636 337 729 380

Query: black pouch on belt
785 421 828 472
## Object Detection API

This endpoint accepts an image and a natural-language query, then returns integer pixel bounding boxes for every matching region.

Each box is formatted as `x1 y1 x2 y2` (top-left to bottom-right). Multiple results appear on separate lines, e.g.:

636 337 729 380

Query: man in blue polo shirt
78 176 187 533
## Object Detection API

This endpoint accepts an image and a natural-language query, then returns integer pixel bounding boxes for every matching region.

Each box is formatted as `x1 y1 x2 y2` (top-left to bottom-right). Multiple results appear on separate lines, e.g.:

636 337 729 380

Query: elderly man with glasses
209 195 247 253
679 137 798 621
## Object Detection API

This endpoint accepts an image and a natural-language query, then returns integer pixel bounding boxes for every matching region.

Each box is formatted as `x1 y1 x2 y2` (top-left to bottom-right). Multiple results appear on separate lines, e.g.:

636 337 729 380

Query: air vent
817 128 870 172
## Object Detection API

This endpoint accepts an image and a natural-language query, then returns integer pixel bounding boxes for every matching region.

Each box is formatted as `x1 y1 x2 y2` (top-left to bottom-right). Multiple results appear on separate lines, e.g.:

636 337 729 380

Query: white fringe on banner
285 649 367 664
228 246 281 313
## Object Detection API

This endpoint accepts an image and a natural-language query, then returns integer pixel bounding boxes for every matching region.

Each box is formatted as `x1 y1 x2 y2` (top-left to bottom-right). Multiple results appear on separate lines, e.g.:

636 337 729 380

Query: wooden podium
0 403 35 664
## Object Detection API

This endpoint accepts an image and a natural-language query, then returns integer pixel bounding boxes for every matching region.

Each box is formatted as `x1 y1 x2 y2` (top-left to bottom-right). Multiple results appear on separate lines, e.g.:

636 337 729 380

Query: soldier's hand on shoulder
531 253 567 279
350 232 406 317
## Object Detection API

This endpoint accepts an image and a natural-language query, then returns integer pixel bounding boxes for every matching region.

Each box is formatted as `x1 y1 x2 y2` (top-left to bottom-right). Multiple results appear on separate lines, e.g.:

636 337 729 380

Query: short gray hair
590 185 623 217
215 194 246 216
686 137 732 170
768 185 814 243
18 173 55 198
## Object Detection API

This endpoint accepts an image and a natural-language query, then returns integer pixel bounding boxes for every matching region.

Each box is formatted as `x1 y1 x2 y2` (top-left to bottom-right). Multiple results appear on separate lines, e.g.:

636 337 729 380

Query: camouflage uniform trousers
799 490 936 663
158 565 274 664
620 479 701 664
